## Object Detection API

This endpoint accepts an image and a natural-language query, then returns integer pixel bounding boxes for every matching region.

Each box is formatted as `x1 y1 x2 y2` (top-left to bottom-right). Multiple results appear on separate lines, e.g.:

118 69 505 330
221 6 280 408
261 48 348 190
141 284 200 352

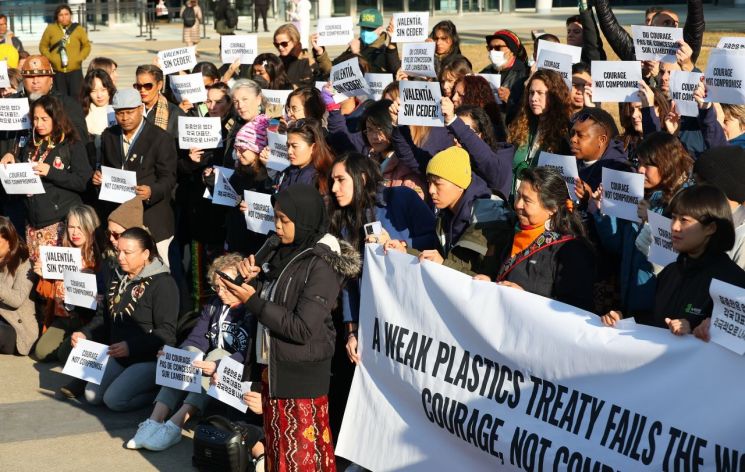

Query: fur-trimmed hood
315 233 362 279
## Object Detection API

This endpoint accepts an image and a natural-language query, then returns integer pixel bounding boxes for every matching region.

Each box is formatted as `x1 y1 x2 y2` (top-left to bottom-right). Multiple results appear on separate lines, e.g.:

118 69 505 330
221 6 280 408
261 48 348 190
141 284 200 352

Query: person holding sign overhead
12 94 92 261
326 8 400 75
125 253 257 452
476 167 596 312
32 205 102 363
0 216 37 356
592 133 692 325
93 88 178 265
221 184 360 472
76 227 178 411
602 185 745 337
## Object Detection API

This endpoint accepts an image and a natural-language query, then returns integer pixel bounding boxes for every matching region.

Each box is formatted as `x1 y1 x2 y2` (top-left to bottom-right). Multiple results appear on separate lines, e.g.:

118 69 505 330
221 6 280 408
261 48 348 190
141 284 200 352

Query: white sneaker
143 420 182 451
125 419 162 450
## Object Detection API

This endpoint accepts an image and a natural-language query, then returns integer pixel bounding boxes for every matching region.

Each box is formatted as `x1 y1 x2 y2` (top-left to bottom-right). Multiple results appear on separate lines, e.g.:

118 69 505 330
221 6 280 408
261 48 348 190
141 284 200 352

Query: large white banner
337 246 745 471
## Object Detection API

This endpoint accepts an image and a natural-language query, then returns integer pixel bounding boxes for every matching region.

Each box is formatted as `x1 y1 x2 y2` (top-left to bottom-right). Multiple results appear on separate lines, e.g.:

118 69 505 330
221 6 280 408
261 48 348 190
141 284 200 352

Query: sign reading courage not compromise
336 247 745 471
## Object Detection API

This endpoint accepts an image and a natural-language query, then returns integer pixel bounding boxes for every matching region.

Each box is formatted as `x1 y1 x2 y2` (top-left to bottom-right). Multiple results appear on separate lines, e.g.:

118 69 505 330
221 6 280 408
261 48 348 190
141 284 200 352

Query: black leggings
53 69 84 99
0 318 16 355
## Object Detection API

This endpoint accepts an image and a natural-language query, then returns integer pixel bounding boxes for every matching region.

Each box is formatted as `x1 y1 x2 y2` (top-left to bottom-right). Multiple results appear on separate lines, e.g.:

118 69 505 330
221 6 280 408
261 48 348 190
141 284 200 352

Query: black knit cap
694 145 745 203
572 107 620 138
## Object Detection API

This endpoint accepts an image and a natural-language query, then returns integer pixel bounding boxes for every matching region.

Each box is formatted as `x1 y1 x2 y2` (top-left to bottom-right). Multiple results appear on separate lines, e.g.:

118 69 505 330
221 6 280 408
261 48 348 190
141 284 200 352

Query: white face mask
489 50 507 68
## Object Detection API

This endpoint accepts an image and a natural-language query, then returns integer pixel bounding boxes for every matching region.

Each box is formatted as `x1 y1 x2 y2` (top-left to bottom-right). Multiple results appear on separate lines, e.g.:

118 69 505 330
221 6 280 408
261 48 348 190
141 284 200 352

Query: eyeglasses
273 40 291 49
133 82 155 91
108 229 122 241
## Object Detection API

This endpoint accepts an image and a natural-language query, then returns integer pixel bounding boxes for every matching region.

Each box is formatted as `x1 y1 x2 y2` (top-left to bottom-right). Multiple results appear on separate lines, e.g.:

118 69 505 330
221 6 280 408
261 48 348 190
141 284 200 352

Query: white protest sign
601 167 644 222
178 116 222 150
98 166 136 204
647 211 678 267
244 190 275 234
365 73 394 101
591 61 642 102
266 131 290 171
536 39 582 64
669 71 704 118
40 246 82 281
207 356 248 412
170 73 208 104
330 58 371 98
717 36 745 51
478 73 502 104
220 34 258 64
0 163 44 195
262 89 292 108
336 246 745 471
316 16 354 47
536 49 572 89
63 271 98 310
398 81 443 127
704 49 745 105
537 152 579 201
391 12 429 43
631 25 683 63
211 166 240 206
709 279 745 355
156 345 204 393
157 46 197 75
62 339 110 384
402 42 437 79
0 61 9 88
0 98 30 130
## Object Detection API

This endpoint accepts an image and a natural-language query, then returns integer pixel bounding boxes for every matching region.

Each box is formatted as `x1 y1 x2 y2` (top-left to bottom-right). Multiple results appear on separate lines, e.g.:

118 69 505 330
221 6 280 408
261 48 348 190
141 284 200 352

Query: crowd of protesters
0 2 744 471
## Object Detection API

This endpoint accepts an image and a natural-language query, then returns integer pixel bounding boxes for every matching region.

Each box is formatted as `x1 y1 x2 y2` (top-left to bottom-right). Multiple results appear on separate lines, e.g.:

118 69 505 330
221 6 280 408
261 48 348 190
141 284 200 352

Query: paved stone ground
1 5 744 471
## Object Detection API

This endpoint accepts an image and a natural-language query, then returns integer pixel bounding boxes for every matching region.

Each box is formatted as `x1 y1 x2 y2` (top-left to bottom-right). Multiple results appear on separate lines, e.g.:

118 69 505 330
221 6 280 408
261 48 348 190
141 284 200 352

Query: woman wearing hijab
223 184 360 472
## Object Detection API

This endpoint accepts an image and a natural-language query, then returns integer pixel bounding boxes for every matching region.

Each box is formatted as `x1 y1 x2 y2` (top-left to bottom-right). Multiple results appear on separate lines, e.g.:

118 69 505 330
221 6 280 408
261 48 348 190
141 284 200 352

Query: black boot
57 378 86 399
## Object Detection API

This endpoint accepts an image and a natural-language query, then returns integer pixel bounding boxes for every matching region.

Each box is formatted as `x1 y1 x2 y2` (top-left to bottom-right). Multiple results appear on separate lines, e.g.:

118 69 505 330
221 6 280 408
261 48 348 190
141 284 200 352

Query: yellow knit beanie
426 146 472 189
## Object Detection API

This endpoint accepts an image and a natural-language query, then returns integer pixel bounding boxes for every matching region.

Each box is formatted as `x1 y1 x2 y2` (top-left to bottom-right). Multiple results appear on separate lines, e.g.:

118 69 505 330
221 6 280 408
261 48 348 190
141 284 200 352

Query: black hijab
264 184 328 278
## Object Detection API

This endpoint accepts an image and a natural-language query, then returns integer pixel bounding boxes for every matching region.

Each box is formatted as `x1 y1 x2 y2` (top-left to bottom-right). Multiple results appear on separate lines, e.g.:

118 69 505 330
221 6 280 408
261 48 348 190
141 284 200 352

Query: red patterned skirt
262 388 336 472
26 221 65 262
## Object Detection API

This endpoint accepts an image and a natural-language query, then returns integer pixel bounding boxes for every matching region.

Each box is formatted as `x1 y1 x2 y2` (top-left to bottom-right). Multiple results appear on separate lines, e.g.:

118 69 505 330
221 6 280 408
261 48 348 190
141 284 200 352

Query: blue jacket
447 117 514 200
697 105 745 151
341 186 436 323
578 139 632 191
277 164 318 193
593 192 666 314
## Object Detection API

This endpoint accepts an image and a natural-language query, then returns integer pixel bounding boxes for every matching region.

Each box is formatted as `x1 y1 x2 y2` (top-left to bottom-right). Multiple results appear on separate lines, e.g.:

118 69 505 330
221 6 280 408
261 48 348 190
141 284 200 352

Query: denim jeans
154 347 231 413
85 359 158 411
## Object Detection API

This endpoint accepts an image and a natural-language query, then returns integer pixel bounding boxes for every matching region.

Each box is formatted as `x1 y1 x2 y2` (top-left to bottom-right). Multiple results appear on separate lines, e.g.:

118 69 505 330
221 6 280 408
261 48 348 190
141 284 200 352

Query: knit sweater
39 22 91 72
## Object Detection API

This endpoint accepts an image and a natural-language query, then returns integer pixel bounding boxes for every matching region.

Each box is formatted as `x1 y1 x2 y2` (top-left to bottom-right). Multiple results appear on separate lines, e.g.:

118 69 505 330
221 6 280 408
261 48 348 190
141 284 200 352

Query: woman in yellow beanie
386 146 512 278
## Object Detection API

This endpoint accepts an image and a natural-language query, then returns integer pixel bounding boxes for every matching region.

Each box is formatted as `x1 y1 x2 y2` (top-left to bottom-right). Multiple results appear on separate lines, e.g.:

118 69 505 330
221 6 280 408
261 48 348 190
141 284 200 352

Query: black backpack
225 6 238 29
183 6 197 27
192 415 263 472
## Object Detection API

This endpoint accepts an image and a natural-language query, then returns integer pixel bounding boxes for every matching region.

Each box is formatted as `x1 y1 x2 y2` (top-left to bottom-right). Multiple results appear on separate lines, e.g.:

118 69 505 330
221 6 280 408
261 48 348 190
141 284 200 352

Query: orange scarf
510 224 545 257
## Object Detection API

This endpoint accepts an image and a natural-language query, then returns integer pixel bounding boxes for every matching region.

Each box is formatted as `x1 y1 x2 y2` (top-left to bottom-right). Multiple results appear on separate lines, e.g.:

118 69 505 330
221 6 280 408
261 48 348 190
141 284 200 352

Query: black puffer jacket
20 139 92 228
594 0 705 64
245 234 361 399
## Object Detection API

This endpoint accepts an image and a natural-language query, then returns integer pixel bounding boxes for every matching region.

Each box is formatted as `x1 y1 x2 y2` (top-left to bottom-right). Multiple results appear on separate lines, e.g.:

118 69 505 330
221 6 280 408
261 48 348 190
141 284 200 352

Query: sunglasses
273 40 291 49
133 82 156 91
108 229 122 240
486 44 509 51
